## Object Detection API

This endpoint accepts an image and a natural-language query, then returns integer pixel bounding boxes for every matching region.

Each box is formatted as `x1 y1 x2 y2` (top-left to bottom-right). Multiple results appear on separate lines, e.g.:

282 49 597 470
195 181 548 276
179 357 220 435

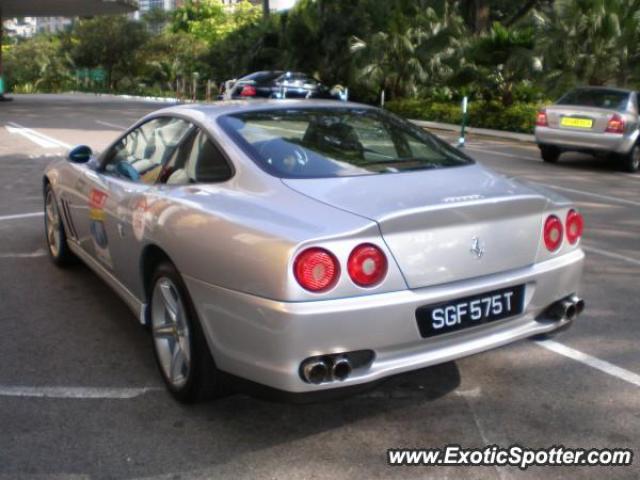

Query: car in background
222 71 340 101
535 87 640 172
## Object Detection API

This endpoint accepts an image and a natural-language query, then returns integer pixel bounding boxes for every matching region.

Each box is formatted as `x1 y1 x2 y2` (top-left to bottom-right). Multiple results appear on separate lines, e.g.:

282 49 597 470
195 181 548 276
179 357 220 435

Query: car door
83 117 194 291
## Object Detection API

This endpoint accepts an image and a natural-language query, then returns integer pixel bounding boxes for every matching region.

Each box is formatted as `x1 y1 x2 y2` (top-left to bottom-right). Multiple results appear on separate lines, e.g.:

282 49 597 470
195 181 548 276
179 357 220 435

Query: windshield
218 108 473 178
557 89 631 111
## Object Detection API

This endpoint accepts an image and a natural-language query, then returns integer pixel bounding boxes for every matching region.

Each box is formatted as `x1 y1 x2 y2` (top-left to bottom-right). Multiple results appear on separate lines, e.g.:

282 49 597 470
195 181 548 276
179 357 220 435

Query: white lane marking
583 246 640 266
0 212 43 222
5 126 59 149
0 249 47 258
468 146 640 181
467 146 539 161
6 122 73 149
537 340 640 388
539 184 640 207
0 385 161 399
95 120 127 130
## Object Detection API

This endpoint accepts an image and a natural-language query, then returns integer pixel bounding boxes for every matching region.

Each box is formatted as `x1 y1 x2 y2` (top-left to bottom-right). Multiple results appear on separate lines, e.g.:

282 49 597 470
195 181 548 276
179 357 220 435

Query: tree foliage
71 16 149 89
5 0 640 106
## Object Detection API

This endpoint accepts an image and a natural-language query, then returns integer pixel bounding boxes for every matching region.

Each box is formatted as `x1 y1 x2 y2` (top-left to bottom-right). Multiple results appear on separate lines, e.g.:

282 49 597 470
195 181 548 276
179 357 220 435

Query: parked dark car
222 71 341 101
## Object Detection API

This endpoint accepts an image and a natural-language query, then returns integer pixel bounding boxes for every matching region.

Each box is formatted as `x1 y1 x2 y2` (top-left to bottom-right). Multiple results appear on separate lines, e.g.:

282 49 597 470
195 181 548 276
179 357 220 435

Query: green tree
171 0 261 42
5 36 73 92
536 0 640 92
350 6 464 100
457 22 541 105
71 15 148 89
140 31 210 92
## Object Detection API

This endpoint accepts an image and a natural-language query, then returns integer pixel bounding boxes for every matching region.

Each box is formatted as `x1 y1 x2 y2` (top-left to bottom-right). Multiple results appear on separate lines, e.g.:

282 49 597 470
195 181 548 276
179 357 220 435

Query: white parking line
0 385 161 399
95 120 127 130
539 184 640 207
0 212 43 222
6 122 73 149
5 125 60 149
467 146 539 162
583 246 640 266
537 340 640 388
0 249 47 258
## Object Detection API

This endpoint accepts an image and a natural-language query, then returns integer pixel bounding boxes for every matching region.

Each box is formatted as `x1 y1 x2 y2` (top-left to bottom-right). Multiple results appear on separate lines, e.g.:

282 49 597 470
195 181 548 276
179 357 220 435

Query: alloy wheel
151 277 192 389
45 189 61 258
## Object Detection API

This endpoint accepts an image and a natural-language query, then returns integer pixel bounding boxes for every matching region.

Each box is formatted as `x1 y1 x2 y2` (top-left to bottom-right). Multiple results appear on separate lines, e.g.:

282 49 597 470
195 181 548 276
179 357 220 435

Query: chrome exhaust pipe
570 295 585 316
549 299 576 321
302 359 329 384
331 356 352 381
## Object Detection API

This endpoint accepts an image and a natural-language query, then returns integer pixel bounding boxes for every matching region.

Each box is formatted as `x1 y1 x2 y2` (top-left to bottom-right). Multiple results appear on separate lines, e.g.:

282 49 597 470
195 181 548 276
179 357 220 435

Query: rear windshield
218 108 473 178
557 89 630 111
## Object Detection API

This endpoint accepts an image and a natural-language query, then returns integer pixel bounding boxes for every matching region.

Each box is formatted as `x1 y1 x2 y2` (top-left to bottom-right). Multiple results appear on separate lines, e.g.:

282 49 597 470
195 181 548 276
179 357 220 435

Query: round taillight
543 215 563 252
347 243 388 287
566 209 584 245
294 248 339 292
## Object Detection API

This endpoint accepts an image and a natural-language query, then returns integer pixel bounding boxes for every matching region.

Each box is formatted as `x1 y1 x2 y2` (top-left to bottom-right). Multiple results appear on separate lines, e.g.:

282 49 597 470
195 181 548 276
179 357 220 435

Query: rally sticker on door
132 198 148 242
89 188 112 267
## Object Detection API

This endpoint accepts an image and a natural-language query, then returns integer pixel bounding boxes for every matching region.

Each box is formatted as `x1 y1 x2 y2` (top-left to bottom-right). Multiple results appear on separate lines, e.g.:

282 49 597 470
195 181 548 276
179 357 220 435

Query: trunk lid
283 164 550 289
545 105 619 133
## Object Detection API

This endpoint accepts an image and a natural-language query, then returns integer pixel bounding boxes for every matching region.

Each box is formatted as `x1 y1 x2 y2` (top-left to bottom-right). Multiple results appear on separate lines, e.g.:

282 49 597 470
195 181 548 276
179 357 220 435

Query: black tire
44 184 76 267
149 262 227 403
540 145 561 163
621 144 640 173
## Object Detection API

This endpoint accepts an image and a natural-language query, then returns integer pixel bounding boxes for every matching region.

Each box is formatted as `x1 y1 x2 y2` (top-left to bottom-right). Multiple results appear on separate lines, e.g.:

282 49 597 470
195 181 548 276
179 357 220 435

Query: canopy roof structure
0 0 137 17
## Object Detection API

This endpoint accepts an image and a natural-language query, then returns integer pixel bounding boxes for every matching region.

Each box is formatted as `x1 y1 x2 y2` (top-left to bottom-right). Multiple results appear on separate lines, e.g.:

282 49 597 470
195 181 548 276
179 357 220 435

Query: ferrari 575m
43 100 585 403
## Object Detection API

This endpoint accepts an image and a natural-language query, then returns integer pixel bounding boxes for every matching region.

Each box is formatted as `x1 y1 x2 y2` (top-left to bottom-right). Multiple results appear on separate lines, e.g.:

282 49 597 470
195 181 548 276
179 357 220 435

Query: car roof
153 99 377 122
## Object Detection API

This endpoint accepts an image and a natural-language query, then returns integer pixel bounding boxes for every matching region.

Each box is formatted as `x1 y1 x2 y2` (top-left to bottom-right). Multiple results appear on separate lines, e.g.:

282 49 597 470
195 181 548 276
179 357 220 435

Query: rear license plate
560 117 593 129
415 285 525 338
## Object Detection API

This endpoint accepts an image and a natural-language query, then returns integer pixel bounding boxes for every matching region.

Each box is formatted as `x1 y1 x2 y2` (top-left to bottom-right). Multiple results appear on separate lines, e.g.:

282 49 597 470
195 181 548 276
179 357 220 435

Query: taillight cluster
605 113 625 134
240 85 257 97
536 109 548 127
543 210 584 252
294 243 388 292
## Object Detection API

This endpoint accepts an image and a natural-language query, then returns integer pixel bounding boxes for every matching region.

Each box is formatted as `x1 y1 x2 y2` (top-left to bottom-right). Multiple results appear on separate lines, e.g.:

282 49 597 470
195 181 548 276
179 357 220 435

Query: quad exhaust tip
331 356 352 381
301 355 353 384
548 295 585 322
302 359 329 384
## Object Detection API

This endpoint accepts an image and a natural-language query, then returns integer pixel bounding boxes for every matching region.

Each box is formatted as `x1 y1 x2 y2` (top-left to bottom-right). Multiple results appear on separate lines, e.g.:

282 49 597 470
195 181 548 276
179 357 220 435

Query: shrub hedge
385 99 545 134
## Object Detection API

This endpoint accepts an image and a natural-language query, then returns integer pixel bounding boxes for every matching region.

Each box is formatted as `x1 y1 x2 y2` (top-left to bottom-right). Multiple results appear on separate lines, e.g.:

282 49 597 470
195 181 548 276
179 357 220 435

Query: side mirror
68 145 93 164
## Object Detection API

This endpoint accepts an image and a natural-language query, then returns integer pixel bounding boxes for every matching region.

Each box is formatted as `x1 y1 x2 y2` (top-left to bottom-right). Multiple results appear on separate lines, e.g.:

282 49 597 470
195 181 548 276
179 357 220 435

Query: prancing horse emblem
470 237 485 259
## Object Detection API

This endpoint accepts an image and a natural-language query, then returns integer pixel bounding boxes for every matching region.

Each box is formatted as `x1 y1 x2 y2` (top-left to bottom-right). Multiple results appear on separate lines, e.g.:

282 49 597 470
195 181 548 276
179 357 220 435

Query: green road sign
90 68 106 82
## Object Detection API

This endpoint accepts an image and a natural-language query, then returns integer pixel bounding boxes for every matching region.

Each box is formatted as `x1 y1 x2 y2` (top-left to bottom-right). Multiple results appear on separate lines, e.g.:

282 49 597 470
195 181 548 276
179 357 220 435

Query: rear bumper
535 126 637 154
185 249 585 393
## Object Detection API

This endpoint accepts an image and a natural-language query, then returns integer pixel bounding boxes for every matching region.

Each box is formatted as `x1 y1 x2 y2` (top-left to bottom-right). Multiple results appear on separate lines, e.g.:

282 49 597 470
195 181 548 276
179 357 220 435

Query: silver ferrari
43 100 585 403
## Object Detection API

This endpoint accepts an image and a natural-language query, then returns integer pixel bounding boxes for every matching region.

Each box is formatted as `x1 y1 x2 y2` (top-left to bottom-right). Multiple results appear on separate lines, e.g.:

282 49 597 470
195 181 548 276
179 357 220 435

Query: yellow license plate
560 117 593 129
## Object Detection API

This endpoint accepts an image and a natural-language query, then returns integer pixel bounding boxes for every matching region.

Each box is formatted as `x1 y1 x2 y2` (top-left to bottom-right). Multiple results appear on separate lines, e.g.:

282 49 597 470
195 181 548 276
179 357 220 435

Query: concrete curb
67 91 187 104
411 119 535 143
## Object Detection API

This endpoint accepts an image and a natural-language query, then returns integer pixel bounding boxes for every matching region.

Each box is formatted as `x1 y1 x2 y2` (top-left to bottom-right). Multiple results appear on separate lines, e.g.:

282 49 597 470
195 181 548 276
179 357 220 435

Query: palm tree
536 0 640 92
350 6 464 100
459 22 541 106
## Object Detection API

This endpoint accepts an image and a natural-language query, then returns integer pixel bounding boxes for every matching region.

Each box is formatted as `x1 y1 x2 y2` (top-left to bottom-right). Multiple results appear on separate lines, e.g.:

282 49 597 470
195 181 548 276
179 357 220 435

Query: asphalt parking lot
1 94 638 480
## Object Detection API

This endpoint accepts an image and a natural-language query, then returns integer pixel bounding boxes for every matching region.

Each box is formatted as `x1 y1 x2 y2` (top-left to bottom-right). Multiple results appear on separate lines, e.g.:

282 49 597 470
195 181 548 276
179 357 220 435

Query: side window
165 129 232 185
105 117 192 184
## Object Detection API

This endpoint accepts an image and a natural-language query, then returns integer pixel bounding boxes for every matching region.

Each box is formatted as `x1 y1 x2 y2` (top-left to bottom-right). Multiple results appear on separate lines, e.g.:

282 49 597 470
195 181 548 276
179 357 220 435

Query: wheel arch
140 244 175 296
